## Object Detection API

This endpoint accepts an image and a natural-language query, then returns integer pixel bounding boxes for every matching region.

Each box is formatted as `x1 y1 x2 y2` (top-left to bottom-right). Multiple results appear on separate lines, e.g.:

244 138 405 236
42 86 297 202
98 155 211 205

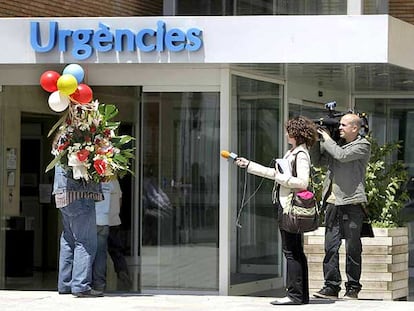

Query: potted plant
304 136 411 300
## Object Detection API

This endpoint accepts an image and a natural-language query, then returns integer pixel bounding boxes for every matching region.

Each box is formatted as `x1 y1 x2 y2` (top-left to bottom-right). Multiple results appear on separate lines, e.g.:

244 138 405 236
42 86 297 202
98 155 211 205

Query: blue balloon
62 64 85 84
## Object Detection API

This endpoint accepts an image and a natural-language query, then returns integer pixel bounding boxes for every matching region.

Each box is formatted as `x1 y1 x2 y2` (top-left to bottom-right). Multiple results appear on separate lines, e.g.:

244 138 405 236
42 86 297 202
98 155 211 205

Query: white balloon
48 91 70 112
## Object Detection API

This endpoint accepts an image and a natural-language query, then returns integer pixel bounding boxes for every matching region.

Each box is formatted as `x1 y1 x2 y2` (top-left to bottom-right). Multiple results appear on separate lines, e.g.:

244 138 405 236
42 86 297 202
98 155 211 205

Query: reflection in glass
231 75 283 287
356 98 414 273
141 92 220 291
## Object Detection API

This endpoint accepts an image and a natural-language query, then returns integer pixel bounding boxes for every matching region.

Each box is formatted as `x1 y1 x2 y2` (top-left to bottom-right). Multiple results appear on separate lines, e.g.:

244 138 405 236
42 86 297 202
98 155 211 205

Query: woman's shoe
270 296 302 305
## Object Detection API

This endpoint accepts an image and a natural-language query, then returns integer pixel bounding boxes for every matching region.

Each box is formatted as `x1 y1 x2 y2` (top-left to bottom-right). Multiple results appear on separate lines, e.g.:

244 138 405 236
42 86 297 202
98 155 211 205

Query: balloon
48 91 70 112
62 64 85 84
57 74 78 95
71 84 93 104
40 70 60 92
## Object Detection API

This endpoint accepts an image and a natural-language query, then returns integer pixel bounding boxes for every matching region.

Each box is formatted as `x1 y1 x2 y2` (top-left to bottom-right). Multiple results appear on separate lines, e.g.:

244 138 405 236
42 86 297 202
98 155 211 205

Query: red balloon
71 84 93 104
40 70 60 92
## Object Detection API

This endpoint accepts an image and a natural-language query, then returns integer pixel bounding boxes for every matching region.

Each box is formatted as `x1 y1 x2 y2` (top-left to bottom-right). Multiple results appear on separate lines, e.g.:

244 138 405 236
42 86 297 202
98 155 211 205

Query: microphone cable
236 158 276 228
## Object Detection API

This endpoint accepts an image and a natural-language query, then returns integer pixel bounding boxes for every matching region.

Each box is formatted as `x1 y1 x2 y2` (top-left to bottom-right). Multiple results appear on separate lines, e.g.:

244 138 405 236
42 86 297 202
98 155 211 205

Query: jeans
93 225 109 291
280 229 309 304
323 203 364 292
58 198 97 294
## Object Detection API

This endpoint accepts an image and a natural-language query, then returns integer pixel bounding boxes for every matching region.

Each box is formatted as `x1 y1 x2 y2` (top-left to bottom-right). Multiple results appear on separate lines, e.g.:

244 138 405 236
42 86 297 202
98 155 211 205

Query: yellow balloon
57 74 78 95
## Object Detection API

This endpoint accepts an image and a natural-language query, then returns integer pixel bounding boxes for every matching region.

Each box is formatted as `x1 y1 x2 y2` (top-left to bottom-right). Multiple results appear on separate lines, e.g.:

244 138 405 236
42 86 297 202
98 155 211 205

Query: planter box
304 227 409 300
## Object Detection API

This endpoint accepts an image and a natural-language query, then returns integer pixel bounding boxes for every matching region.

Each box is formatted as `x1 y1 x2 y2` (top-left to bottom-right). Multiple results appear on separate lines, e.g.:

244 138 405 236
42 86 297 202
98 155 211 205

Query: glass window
356 98 414 277
289 102 330 120
141 92 220 291
230 75 283 288
235 0 346 15
364 0 388 14
355 98 414 177
173 0 346 16
175 0 230 15
355 99 387 144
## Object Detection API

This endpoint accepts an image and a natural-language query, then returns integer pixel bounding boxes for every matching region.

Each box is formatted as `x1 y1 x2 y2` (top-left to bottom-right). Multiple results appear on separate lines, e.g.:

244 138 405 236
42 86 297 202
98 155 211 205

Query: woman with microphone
235 116 318 305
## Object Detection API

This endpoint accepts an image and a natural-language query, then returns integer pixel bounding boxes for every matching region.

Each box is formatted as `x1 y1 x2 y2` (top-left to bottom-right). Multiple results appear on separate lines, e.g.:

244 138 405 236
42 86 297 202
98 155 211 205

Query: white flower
68 152 89 180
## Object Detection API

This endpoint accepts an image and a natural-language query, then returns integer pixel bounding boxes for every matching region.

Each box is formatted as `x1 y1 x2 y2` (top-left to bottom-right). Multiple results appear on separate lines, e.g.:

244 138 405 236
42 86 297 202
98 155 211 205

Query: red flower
58 141 70 151
94 159 107 175
77 149 90 162
90 126 96 133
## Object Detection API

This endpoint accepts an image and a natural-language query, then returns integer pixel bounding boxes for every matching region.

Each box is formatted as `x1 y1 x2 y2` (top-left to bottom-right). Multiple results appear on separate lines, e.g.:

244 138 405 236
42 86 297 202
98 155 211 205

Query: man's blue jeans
93 225 109 291
58 198 97 294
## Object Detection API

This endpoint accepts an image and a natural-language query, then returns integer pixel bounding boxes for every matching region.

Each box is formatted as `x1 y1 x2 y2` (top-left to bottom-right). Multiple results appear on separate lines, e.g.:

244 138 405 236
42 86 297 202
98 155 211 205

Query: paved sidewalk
0 290 414 311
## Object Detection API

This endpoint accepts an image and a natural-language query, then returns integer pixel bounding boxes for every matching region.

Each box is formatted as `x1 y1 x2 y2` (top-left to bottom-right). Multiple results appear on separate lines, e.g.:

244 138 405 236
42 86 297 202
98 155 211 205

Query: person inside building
92 180 113 294
107 178 133 290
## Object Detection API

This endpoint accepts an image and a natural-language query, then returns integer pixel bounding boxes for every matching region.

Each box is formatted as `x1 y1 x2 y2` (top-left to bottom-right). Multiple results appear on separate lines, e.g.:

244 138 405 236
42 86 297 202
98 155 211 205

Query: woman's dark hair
286 116 318 147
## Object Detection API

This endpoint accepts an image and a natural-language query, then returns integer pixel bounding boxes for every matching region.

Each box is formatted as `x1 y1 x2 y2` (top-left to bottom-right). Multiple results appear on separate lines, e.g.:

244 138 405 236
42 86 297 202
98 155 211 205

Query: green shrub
365 137 410 228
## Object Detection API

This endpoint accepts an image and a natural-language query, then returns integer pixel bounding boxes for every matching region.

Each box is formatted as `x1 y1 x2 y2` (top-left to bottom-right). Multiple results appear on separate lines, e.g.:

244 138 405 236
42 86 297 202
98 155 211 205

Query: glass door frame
139 84 221 294
137 67 287 296
226 70 287 296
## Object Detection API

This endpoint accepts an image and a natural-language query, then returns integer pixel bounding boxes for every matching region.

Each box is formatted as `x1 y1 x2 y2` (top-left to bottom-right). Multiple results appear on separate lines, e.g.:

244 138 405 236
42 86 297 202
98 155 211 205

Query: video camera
313 101 369 142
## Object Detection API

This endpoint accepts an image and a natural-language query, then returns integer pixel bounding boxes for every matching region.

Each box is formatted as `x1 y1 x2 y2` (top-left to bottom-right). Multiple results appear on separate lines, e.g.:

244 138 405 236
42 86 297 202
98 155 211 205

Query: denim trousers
323 203 364 292
58 198 97 294
93 225 109 291
280 229 309 304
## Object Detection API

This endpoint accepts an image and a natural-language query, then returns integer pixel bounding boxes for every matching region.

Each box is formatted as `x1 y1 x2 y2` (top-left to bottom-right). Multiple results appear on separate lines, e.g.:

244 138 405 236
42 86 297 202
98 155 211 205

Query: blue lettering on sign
30 21 203 60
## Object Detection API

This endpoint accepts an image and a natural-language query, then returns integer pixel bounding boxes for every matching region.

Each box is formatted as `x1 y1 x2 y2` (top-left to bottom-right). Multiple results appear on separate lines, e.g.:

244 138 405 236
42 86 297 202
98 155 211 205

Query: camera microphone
220 150 238 161
325 101 337 110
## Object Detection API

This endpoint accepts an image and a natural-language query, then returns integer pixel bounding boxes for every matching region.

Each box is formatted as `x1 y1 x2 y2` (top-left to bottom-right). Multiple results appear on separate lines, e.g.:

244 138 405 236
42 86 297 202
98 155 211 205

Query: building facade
0 0 413 296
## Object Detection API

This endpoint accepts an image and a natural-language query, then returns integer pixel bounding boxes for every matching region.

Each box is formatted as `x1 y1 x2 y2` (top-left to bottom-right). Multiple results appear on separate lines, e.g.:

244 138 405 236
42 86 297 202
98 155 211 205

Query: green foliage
365 137 409 228
312 136 410 228
311 166 326 204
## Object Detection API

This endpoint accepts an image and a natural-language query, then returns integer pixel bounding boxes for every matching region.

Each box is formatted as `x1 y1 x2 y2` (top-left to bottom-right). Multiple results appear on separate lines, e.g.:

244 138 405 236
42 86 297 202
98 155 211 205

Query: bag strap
292 150 315 190
274 150 314 203
293 151 320 215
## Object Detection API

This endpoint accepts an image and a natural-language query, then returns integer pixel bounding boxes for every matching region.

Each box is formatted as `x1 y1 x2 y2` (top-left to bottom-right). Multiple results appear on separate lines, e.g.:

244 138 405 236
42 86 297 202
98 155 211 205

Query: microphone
220 150 238 161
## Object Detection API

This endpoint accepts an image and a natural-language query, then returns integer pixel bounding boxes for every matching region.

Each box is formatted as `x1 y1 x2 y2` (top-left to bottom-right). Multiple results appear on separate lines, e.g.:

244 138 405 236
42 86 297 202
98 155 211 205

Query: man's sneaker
313 287 339 299
343 288 359 300
73 289 104 298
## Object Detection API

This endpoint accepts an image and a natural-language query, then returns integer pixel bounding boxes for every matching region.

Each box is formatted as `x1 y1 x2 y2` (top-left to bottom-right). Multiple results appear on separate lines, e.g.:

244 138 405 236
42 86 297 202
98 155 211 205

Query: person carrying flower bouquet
45 82 134 297
53 131 105 298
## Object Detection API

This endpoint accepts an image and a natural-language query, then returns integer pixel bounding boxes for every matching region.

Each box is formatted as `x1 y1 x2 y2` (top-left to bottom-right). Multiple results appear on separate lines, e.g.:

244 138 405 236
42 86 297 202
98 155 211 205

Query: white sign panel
0 15 395 64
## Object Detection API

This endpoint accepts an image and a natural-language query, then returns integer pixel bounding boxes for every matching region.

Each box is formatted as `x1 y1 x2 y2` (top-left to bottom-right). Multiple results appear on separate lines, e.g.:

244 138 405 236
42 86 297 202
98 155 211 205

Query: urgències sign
30 20 203 60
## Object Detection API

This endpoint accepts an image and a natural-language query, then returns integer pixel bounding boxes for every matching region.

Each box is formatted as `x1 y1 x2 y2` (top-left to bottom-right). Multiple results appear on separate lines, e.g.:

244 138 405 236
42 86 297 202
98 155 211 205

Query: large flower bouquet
43 64 134 183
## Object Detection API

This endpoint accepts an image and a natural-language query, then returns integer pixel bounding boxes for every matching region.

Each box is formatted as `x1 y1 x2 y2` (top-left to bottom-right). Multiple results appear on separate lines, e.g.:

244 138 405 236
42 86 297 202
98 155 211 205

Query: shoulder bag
280 151 319 234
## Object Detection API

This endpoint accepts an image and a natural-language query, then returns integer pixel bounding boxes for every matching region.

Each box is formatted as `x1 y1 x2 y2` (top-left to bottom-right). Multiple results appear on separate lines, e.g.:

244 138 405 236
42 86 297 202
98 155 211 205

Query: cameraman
311 113 370 300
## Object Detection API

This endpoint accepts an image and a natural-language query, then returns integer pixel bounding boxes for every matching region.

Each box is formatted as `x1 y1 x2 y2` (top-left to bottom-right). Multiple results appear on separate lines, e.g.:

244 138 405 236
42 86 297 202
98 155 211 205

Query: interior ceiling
232 63 414 93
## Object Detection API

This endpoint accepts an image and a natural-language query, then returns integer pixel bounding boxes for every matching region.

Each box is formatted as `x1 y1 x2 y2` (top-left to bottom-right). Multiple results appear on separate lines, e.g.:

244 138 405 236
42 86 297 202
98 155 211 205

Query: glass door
140 91 220 292
230 75 284 294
